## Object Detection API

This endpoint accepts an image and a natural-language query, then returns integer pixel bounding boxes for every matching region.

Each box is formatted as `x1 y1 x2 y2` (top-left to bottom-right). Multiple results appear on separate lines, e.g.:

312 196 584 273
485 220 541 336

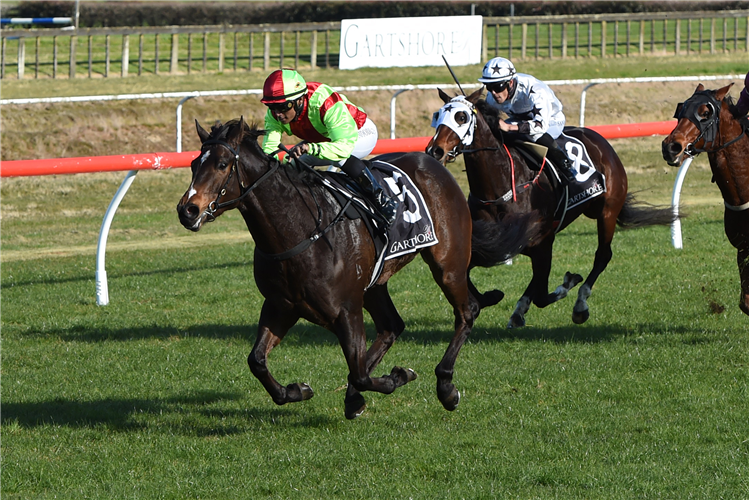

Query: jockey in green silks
260 69 398 226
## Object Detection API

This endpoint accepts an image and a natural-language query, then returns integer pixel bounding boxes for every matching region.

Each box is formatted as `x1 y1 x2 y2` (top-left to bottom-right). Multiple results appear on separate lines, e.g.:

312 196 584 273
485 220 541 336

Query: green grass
2 155 748 499
2 52 749 498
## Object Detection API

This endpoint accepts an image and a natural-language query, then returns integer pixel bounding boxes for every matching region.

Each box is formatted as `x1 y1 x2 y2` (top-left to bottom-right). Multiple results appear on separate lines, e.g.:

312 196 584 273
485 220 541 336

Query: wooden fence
1 10 747 80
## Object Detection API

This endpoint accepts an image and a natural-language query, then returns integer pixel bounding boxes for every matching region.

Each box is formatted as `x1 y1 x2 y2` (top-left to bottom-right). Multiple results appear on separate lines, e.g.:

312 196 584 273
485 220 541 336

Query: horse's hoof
508 314 525 329
481 290 505 308
299 383 314 400
344 393 367 420
390 366 417 387
572 308 590 324
285 382 314 403
438 383 460 411
564 272 584 289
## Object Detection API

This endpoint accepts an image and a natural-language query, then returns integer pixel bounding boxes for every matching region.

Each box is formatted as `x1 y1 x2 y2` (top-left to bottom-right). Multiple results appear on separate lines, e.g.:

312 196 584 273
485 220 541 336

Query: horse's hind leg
343 284 415 419
467 269 505 312
572 214 616 324
247 301 313 405
508 240 582 328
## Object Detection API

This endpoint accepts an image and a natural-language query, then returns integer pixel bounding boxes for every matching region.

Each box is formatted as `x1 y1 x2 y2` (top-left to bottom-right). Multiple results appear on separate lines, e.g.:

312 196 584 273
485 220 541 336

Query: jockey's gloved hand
287 143 309 159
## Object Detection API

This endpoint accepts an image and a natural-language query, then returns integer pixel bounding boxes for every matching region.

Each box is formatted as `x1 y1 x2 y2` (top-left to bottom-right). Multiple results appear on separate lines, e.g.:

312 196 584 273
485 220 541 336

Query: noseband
199 138 280 222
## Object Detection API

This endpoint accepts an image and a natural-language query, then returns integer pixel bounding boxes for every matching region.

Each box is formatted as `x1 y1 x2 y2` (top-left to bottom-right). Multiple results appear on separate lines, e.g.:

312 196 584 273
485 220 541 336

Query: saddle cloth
556 131 607 211
322 160 439 288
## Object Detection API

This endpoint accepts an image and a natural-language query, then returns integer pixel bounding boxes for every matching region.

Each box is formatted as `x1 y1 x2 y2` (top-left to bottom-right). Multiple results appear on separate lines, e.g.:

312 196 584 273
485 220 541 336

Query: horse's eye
217 162 228 171
456 112 467 125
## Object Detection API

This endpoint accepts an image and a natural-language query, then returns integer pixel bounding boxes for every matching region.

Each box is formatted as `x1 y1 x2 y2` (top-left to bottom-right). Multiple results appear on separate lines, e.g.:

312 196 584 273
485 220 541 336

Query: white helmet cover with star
478 57 516 84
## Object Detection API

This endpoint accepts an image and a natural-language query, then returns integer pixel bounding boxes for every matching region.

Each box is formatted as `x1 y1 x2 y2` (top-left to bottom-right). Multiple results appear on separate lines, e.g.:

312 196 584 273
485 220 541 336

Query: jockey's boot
547 146 577 183
354 166 399 227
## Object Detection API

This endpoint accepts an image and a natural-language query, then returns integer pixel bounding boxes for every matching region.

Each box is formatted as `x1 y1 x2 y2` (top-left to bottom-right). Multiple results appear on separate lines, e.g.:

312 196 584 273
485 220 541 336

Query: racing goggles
266 101 295 113
485 81 511 94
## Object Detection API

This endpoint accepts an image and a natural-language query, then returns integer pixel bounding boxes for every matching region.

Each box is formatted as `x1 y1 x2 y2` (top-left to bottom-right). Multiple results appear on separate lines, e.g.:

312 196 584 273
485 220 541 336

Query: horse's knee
247 350 267 378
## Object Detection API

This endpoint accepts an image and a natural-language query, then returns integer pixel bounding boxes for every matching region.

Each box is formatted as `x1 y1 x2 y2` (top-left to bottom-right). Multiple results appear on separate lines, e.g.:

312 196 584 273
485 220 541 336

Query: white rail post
670 157 692 249
96 170 139 306
579 82 599 127
390 89 409 139
176 94 197 152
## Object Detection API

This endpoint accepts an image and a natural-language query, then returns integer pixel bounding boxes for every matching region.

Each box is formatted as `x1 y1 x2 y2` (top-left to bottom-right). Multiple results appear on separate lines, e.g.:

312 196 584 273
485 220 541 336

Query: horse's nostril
179 203 200 220
185 204 200 218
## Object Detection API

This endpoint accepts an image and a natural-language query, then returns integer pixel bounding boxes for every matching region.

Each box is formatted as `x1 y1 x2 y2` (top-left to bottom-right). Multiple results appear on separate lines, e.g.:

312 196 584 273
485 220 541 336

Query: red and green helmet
261 69 308 104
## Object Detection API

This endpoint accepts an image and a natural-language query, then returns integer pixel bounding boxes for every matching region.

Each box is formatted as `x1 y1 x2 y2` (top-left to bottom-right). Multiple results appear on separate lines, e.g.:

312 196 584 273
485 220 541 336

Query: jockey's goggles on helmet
485 81 511 94
267 100 295 113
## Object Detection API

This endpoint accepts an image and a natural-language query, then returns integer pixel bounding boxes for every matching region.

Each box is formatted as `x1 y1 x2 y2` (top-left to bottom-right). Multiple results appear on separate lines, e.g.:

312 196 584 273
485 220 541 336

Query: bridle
674 90 749 212
197 137 352 260
432 96 542 204
431 96 503 161
674 90 748 157
198 138 280 223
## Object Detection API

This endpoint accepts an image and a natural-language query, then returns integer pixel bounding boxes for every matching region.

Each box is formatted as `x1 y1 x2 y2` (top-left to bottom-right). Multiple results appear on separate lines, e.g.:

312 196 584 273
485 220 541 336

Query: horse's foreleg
337 308 416 420
344 285 411 417
431 271 478 411
247 301 311 406
573 216 616 324
737 247 749 316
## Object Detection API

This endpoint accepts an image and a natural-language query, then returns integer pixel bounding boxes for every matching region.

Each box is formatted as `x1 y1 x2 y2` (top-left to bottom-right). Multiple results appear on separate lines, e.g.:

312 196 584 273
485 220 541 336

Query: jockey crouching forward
261 69 399 226
479 57 576 183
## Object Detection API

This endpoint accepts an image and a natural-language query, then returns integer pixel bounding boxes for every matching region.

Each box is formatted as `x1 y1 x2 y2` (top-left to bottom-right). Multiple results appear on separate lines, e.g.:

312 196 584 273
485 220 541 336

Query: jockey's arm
310 102 358 162
261 110 290 159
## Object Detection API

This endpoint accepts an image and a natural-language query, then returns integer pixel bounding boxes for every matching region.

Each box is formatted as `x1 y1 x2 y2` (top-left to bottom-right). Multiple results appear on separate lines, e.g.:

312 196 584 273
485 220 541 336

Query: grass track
2 54 748 499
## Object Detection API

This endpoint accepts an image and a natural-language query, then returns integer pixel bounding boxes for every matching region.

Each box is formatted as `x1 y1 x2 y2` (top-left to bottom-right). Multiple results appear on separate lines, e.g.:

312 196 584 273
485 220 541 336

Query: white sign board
339 16 483 70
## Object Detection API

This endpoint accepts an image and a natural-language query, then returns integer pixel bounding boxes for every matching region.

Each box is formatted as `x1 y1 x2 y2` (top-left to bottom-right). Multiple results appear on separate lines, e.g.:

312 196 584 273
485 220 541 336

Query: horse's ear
229 116 246 146
715 83 734 102
438 88 451 104
695 83 705 93
468 87 483 104
196 120 210 143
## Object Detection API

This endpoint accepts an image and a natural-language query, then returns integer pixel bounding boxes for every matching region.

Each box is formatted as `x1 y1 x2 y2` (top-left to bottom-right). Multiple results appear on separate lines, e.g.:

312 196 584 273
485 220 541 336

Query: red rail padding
1 151 199 177
588 120 676 139
0 121 676 177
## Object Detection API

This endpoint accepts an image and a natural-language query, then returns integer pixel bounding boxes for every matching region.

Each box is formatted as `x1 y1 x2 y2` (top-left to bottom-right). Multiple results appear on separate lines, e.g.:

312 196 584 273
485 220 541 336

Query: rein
435 97 544 205
255 150 353 261
200 138 353 261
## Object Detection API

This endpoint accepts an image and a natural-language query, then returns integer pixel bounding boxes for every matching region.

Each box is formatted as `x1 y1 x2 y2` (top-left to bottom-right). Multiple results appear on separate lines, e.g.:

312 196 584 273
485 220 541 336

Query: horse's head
662 83 734 166
426 88 483 165
177 116 269 231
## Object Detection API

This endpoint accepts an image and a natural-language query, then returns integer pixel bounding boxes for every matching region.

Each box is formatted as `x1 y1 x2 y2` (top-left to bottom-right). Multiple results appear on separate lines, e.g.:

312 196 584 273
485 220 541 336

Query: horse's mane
207 119 323 186
473 99 505 142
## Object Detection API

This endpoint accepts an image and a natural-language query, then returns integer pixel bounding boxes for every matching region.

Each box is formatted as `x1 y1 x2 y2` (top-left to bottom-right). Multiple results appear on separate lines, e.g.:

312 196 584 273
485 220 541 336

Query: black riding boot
354 166 399 227
546 146 577 183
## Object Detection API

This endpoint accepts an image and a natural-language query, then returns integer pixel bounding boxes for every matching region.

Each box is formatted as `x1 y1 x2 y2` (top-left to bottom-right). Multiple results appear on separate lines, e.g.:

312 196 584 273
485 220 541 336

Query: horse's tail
470 211 542 268
616 193 681 229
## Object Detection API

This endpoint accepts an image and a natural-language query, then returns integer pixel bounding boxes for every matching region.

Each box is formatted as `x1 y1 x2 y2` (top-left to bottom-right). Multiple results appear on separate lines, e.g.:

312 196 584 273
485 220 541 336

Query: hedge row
2 1 747 28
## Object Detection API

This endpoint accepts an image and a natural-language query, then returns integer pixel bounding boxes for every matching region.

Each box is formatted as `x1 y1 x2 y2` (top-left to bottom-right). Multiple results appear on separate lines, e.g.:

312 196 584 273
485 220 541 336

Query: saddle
512 132 607 231
320 160 439 287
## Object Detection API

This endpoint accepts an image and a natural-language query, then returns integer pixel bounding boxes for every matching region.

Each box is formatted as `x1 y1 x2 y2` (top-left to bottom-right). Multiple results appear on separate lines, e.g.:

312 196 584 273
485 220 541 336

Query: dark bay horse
177 117 533 418
662 83 749 316
426 89 676 327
